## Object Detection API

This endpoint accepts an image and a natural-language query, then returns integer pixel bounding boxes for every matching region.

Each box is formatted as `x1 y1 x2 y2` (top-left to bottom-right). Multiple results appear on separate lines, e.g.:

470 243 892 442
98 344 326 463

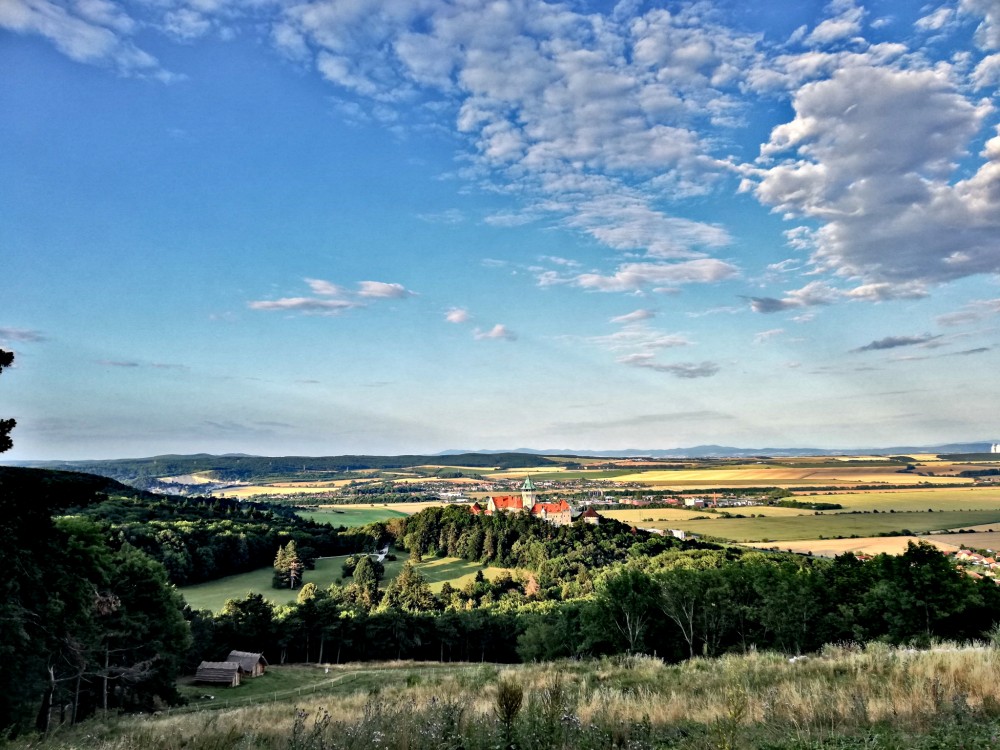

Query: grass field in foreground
664 509 1000 542
28 646 1000 750
178 553 511 612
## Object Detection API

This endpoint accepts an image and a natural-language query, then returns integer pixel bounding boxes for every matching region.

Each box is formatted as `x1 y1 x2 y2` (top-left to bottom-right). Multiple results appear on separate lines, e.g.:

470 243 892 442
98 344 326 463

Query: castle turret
521 476 537 506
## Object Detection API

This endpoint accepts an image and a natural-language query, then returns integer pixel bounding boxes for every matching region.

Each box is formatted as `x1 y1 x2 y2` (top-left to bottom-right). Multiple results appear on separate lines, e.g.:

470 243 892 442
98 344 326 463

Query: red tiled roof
530 500 571 515
469 503 484 515
490 495 523 511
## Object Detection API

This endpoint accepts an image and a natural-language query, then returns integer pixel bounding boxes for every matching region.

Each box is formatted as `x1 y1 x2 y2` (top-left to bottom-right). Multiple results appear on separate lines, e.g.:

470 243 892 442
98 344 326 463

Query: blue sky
3 0 1000 459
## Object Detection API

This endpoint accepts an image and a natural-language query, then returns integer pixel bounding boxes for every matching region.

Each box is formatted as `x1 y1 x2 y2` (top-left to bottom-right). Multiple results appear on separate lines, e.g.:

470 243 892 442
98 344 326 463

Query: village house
194 661 243 687
226 650 268 677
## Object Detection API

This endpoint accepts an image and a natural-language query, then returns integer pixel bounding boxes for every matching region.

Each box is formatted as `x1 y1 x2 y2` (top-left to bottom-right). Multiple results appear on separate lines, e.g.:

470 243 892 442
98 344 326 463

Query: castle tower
521 476 537 506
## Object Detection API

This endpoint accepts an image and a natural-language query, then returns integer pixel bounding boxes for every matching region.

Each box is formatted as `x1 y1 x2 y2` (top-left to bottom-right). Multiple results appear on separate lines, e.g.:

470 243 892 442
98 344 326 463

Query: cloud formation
852 334 942 352
445 307 470 324
249 278 414 315
0 327 46 343
474 324 516 341
619 353 720 378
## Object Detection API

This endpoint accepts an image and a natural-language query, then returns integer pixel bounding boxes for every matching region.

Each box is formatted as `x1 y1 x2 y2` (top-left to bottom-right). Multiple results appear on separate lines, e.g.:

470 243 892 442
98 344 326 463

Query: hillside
13 645 1000 750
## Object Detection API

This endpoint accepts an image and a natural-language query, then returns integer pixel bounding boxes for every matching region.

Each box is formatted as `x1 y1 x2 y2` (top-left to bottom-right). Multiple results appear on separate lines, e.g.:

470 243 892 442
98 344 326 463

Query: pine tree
272 541 304 589
0 349 14 454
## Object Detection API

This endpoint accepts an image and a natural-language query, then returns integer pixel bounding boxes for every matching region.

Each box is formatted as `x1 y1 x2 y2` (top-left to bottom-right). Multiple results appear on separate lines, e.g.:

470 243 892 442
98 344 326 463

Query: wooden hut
226 650 268 677
195 661 242 687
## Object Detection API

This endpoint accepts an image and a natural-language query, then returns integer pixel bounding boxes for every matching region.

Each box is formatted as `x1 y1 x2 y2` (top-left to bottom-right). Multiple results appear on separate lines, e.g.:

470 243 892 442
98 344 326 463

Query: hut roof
195 661 241 684
226 650 268 672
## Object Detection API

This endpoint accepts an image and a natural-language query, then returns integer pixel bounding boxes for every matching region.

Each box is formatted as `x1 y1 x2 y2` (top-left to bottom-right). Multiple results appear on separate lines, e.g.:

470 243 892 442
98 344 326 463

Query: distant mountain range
438 442 999 458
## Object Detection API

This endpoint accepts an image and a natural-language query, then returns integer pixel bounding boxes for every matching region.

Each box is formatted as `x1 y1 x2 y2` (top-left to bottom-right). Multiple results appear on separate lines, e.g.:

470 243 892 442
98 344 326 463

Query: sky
2 0 1000 460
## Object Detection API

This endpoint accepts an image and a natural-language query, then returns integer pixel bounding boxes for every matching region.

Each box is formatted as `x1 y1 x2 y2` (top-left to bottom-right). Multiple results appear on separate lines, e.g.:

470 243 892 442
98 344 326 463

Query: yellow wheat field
743 535 962 557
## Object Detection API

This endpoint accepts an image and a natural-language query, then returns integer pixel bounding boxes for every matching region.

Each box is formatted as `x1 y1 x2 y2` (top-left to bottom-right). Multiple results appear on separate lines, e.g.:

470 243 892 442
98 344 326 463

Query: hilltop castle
469 476 574 526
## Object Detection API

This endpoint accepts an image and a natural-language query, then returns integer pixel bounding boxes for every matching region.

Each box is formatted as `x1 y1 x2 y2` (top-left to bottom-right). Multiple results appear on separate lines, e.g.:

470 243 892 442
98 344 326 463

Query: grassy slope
297 507 409 526
23 645 1000 750
664 509 1000 542
178 553 513 612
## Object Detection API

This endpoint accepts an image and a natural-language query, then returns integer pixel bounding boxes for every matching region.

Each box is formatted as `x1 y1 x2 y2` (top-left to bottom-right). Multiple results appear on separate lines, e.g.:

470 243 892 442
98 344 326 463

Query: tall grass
20 643 1000 750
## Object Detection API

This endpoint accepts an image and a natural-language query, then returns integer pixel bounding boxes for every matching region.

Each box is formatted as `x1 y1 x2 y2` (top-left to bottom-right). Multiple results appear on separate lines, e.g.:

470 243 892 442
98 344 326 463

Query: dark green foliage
273 540 304 589
0 472 190 735
64 491 361 585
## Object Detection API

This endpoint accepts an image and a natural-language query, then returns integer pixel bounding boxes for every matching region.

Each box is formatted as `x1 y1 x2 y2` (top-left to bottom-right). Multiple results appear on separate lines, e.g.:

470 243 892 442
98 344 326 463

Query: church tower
521 476 537 507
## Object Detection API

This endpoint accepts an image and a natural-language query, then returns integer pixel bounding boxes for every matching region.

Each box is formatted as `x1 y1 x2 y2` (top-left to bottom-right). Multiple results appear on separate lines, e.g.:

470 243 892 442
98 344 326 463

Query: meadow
25 644 1000 750
656 509 1000 542
178 553 513 612
297 507 410 527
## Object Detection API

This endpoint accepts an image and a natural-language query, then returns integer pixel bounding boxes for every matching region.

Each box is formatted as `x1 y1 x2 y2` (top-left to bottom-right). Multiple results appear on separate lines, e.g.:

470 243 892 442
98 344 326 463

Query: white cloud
0 0 170 78
618 353 719 378
445 307 470 324
915 7 955 32
753 328 785 344
748 281 840 313
249 277 413 314
610 309 655 324
305 278 347 296
937 298 1000 326
474 324 516 341
806 0 864 46
961 0 1000 50
247 297 359 314
746 65 999 288
357 281 414 298
575 259 739 293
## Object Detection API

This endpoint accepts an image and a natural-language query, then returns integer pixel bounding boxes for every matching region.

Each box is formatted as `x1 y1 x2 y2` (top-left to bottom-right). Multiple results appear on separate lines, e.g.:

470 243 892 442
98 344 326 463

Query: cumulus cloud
961 0 1000 49
745 65 1000 288
851 334 942 352
0 0 171 78
748 281 839 313
445 307 470 324
619 353 720 378
474 324 516 341
268 0 760 278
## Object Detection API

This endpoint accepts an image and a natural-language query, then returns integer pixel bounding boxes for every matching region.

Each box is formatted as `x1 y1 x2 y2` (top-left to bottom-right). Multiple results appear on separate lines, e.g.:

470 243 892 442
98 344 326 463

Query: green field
668 509 1000 542
178 553 511 612
797 487 1000 512
298 507 409 527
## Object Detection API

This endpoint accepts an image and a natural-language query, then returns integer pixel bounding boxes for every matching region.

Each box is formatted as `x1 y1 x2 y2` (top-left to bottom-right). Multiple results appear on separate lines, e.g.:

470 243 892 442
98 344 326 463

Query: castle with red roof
469 476 574 526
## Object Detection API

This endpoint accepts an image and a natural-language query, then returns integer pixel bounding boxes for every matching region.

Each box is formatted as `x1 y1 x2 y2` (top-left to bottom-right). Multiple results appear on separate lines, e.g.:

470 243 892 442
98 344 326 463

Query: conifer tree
0 349 14 453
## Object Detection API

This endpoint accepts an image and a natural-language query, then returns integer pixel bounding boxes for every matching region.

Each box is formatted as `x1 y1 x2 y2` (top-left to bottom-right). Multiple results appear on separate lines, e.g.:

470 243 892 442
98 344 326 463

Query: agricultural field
318 501 451 515
794 487 1000 511
660 509 1000 543
612 467 970 487
178 553 512 612
926 531 1000 551
745 535 962 558
298 507 410 527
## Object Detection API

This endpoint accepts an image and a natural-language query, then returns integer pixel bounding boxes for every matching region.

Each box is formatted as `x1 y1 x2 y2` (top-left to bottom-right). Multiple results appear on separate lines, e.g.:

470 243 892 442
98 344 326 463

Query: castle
469 476 574 526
